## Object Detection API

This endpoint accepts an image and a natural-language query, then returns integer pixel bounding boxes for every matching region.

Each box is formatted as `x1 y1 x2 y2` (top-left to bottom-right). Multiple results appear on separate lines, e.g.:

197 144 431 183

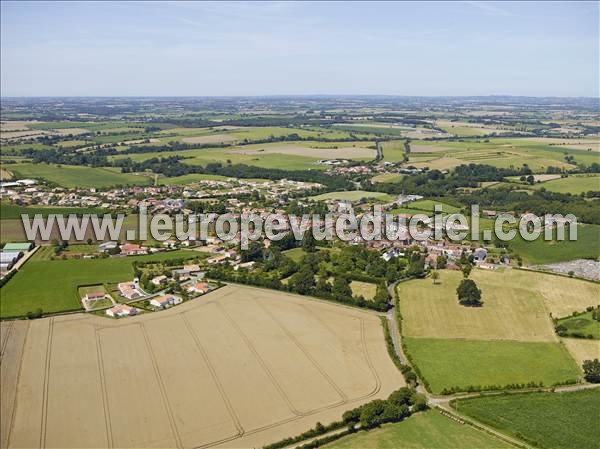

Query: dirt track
2 285 403 449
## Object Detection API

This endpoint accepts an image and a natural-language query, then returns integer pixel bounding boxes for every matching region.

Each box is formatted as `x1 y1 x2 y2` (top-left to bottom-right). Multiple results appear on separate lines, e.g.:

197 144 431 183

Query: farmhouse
105 304 138 318
118 282 143 300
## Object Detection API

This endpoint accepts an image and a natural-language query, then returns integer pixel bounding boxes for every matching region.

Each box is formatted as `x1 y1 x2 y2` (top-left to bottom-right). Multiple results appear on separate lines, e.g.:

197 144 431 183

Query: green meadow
403 337 581 394
451 389 600 449
323 409 513 449
9 163 150 188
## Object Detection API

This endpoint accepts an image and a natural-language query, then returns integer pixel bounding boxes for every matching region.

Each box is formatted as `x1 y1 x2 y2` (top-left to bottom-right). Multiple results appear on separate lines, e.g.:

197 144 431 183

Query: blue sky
1 1 598 97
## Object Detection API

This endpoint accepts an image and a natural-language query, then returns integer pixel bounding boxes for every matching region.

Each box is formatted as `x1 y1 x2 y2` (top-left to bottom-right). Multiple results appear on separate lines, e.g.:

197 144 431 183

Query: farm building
105 304 138 318
98 241 117 252
0 251 22 270
117 282 143 300
2 242 33 252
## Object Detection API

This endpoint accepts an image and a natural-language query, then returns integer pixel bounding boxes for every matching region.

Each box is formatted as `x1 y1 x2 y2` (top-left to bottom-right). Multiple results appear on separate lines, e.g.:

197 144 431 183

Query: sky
1 1 598 97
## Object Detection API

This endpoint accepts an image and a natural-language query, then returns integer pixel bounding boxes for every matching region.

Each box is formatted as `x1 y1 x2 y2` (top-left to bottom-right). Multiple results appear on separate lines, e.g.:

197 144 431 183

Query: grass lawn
451 389 600 449
10 163 151 188
399 269 556 341
0 250 198 318
310 190 394 202
323 409 513 449
403 337 581 394
557 311 600 339
371 173 405 183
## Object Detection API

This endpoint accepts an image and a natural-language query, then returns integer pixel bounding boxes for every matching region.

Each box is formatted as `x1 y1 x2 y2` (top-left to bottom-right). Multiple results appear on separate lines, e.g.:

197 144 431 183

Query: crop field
310 190 394 202
323 409 513 449
561 338 600 366
230 143 377 160
399 270 557 342
398 268 595 393
451 389 600 449
0 202 105 219
108 144 329 171
0 285 403 449
403 337 580 394
508 224 600 265
528 174 600 194
406 199 462 214
0 250 199 317
371 173 404 183
405 138 599 172
9 163 150 188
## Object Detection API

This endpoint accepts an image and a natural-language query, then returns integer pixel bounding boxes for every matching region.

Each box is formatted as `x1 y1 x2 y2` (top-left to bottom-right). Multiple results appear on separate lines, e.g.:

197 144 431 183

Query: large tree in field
456 279 482 307
582 359 600 383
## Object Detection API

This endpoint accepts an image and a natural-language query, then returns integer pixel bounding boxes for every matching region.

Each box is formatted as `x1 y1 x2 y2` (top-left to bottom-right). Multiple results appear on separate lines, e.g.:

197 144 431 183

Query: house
207 254 229 265
234 261 255 271
119 243 147 256
183 264 201 273
84 290 105 302
106 304 138 318
151 275 168 286
184 282 212 295
149 294 181 309
118 282 143 300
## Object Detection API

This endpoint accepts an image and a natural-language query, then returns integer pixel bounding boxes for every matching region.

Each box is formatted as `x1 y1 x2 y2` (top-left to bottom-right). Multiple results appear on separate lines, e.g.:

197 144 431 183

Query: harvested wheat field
561 338 600 366
182 134 237 144
231 144 376 159
1 285 402 449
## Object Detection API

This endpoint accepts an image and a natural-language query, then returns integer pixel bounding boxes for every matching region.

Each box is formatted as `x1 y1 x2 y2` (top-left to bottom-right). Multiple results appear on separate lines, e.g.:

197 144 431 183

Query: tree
526 174 535 185
302 230 316 252
431 270 440 285
436 255 447 269
582 359 600 383
373 282 390 304
359 399 386 428
461 264 472 279
456 279 482 307
332 276 352 301
315 274 331 296
288 266 315 295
